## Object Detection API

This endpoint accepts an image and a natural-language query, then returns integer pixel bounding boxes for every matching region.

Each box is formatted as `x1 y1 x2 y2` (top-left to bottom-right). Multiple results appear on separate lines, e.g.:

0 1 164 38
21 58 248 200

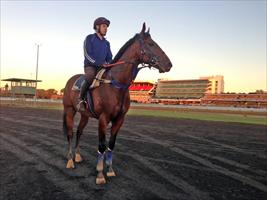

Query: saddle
72 68 110 117
72 68 110 91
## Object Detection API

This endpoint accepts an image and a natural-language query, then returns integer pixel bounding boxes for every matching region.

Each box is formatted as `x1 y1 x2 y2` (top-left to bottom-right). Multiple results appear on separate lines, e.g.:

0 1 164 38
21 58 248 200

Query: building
129 81 155 103
200 75 224 94
155 75 224 99
1 78 42 98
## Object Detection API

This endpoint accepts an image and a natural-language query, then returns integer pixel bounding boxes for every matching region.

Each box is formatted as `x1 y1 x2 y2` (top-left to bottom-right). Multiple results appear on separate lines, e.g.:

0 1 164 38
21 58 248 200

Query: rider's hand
99 63 108 68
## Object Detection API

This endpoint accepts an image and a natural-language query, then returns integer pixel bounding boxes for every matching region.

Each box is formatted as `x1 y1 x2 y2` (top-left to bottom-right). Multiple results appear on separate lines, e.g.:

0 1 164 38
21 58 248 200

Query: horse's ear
146 27 150 34
141 22 146 34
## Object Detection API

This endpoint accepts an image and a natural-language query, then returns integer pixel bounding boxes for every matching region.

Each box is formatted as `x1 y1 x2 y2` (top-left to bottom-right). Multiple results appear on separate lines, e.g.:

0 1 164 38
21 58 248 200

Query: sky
0 0 266 93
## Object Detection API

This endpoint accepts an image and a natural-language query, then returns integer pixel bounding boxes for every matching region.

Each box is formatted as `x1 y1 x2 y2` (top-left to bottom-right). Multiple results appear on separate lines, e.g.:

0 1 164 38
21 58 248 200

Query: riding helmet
93 17 110 30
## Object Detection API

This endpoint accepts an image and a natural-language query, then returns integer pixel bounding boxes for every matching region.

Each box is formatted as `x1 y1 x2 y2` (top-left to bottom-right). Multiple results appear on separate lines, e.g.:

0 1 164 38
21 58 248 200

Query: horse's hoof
66 159 75 169
107 171 116 177
96 177 106 185
107 167 116 177
75 153 83 163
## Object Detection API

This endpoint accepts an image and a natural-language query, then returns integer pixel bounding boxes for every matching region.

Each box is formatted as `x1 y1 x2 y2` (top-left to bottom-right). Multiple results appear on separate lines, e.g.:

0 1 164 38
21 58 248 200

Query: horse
62 23 172 185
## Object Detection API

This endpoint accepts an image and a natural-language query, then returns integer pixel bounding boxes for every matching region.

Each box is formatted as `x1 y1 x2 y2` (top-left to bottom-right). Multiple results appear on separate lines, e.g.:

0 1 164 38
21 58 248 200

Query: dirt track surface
0 106 266 200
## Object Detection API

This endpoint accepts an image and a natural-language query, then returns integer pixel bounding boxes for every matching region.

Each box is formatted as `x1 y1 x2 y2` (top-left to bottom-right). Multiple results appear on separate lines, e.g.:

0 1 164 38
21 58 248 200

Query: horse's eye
148 43 154 47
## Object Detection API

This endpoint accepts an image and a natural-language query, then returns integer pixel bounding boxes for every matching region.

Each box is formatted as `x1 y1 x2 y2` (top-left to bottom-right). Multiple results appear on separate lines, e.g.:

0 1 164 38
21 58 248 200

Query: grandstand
155 75 224 99
155 78 210 99
151 76 224 104
201 93 267 108
129 81 155 103
1 78 42 98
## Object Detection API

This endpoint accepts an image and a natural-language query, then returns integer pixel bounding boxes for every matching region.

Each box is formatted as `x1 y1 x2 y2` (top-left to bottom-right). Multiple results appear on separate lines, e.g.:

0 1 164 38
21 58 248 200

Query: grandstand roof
158 79 209 83
2 78 42 82
133 81 154 85
129 85 153 91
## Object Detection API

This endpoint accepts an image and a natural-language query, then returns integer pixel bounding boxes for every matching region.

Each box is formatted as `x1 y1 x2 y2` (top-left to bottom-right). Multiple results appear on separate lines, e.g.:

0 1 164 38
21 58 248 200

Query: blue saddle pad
73 75 86 90
72 75 97 117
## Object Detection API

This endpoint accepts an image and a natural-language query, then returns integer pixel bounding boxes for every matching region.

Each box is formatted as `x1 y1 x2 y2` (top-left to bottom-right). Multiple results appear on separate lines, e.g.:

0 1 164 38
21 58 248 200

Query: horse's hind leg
64 107 76 169
75 114 89 163
106 115 125 177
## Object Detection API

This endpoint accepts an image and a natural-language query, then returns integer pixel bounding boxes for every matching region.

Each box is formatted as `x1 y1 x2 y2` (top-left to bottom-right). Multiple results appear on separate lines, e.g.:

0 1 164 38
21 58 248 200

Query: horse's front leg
75 114 89 163
96 114 109 185
106 115 125 177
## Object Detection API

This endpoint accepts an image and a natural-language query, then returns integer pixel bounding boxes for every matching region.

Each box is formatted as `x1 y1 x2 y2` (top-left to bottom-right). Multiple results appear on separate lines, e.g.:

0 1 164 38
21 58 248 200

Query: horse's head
137 23 172 73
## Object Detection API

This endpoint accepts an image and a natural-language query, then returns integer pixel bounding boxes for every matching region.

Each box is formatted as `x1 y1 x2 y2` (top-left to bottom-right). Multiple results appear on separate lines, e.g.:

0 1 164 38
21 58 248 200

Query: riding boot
77 80 90 112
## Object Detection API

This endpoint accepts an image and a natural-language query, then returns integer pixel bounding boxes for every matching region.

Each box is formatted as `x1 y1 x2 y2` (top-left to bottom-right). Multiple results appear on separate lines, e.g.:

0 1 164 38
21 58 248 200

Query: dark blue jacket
83 33 112 67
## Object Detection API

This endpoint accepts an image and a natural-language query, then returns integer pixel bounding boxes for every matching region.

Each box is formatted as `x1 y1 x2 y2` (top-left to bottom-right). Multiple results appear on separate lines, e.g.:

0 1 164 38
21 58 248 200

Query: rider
77 17 113 112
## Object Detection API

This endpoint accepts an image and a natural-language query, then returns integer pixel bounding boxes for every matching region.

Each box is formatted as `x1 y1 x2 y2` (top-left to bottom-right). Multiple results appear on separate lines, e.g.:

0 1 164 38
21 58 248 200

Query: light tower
35 43 41 100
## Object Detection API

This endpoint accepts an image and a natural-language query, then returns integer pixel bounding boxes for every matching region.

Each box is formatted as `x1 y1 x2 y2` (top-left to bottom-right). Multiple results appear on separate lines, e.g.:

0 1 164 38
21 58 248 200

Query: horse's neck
110 45 139 84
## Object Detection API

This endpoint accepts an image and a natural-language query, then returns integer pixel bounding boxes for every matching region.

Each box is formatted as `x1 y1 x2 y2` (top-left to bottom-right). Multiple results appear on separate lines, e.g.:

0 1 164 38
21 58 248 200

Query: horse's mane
111 32 151 63
111 34 139 63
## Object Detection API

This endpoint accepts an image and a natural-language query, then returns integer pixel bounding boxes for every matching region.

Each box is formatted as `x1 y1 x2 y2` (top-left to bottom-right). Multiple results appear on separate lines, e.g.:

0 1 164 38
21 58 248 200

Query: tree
45 89 58 99
60 88 65 95
255 90 264 94
37 89 46 98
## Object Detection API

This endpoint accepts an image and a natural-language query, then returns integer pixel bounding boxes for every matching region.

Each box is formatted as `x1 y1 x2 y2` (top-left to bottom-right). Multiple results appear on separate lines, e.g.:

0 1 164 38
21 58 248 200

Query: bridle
104 36 161 90
105 36 159 70
138 37 160 69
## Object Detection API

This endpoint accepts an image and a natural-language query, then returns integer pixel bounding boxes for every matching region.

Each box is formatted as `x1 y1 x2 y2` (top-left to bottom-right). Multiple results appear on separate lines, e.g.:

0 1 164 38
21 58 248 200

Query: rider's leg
77 66 96 112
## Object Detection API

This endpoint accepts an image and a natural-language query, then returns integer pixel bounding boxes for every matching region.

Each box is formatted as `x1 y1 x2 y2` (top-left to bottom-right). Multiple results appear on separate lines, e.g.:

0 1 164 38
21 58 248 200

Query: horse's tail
63 111 68 137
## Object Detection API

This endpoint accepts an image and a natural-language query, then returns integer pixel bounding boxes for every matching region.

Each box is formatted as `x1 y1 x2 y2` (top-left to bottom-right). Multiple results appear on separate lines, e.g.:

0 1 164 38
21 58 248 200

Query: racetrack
0 106 266 200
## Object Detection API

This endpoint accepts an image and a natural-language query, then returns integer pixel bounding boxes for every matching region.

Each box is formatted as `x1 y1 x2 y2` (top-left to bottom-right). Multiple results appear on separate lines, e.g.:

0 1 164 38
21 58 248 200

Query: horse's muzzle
159 62 172 73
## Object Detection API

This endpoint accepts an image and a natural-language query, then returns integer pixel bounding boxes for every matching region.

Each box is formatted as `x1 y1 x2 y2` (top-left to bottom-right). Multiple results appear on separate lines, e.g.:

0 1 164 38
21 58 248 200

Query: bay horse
63 23 172 185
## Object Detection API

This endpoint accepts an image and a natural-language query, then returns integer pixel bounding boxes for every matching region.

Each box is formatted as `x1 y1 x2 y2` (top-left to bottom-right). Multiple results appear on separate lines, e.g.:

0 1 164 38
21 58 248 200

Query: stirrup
77 100 88 111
